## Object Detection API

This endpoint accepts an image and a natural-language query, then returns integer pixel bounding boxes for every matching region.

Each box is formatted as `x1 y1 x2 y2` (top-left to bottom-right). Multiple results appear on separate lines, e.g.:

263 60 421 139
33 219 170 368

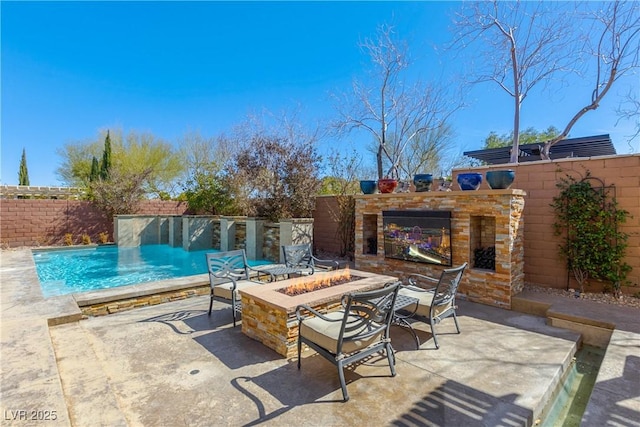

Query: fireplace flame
280 267 352 296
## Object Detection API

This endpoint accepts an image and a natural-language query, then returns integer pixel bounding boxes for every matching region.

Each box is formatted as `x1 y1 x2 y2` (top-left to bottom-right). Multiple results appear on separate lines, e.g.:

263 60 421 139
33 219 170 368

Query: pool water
33 245 272 298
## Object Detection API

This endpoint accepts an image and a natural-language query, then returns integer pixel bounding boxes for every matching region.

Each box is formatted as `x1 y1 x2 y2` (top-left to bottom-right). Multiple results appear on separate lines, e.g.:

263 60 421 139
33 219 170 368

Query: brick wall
0 199 189 248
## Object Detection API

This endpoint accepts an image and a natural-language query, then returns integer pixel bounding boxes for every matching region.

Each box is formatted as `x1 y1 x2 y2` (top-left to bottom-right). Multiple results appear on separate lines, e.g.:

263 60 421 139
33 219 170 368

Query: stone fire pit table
240 269 398 358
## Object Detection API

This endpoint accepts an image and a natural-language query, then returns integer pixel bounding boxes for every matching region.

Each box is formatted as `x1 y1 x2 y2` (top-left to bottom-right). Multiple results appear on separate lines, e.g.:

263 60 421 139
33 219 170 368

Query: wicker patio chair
205 249 263 327
398 262 467 349
295 281 401 401
282 243 339 276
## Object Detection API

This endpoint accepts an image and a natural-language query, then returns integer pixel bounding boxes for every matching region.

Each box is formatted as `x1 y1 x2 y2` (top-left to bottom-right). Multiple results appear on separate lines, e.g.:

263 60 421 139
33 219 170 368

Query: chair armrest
401 283 436 294
406 273 438 291
295 304 340 322
310 255 340 271
246 264 272 282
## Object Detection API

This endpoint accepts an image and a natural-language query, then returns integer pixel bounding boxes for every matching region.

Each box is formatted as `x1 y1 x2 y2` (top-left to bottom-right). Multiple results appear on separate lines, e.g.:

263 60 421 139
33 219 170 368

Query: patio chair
282 243 339 276
205 249 263 327
398 262 467 349
295 281 402 402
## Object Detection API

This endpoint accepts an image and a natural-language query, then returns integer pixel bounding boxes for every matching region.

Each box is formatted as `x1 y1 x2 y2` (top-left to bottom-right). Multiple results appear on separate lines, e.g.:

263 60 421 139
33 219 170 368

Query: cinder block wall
453 154 639 292
313 196 341 254
0 200 189 247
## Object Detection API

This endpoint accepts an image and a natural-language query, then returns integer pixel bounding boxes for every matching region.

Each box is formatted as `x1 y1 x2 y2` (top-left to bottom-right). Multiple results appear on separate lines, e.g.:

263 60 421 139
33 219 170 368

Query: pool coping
73 273 210 307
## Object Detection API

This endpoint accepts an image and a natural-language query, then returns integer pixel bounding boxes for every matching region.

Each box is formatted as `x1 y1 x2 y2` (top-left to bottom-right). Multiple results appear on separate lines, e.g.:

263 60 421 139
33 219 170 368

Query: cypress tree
18 148 30 186
89 156 100 182
100 130 112 180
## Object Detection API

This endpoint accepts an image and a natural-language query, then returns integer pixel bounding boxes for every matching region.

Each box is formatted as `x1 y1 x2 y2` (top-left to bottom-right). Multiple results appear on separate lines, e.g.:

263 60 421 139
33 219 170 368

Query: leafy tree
334 23 460 180
56 128 184 198
89 167 153 221
89 157 100 182
178 131 241 214
100 131 112 180
182 171 235 215
18 148 30 186
482 126 561 149
232 123 322 221
551 171 631 295
452 1 639 162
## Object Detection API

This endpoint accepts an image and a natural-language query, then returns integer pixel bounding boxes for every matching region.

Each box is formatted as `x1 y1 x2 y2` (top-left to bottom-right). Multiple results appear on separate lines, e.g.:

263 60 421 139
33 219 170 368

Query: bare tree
453 1 640 162
616 88 640 148
542 1 640 158
334 23 459 180
452 1 578 163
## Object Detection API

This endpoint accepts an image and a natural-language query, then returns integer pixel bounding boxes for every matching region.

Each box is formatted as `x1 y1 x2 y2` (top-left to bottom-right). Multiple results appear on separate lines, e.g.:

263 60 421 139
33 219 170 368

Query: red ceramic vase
377 178 398 193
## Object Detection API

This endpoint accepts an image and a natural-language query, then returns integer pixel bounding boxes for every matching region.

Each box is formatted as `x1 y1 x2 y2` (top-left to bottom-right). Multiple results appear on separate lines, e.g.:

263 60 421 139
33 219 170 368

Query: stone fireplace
355 189 525 309
240 269 397 358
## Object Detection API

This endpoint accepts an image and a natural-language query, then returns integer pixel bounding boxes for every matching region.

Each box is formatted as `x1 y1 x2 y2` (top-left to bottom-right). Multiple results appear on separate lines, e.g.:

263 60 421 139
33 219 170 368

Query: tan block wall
454 154 639 292
0 199 189 248
354 190 525 309
313 196 341 254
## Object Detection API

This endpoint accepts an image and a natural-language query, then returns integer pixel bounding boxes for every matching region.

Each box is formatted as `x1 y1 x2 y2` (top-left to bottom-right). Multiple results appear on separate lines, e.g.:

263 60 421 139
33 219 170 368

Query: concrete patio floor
1 249 639 426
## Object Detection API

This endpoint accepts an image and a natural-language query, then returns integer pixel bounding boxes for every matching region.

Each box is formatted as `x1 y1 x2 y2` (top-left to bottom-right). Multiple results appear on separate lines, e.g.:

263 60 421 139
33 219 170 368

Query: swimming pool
33 245 272 298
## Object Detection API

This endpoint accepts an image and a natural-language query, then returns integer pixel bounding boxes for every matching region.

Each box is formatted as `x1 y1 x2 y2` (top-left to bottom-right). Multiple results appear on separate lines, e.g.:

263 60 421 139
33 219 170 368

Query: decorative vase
377 178 398 194
457 173 483 191
486 170 515 189
359 180 378 194
413 174 434 192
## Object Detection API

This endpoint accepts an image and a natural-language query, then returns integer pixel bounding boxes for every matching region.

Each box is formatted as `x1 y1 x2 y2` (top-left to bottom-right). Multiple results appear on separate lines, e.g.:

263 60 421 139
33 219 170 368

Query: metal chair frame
282 244 339 275
399 262 467 349
205 249 263 327
295 281 401 401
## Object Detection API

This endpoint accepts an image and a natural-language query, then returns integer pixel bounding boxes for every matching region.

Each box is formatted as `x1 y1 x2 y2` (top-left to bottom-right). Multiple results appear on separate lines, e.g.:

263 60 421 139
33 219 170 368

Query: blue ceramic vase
457 173 483 191
413 174 433 192
359 180 377 194
486 170 515 189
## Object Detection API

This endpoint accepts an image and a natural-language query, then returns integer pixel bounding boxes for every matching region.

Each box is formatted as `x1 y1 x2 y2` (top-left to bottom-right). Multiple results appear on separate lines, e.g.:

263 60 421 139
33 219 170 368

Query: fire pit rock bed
240 269 398 358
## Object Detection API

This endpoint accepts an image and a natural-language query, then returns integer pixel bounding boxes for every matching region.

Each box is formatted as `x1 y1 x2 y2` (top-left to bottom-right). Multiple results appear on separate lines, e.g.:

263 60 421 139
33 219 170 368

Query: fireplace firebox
382 210 452 266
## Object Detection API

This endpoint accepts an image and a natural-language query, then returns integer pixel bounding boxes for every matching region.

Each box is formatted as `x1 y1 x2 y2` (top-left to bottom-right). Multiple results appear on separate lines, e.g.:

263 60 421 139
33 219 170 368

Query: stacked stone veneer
355 189 525 309
80 285 209 316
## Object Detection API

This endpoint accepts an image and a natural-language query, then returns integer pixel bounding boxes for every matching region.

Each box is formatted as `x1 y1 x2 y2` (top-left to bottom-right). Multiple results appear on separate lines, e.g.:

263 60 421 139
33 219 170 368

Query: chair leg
297 336 302 370
453 312 461 334
337 360 349 402
430 321 440 349
386 343 396 377
208 289 214 316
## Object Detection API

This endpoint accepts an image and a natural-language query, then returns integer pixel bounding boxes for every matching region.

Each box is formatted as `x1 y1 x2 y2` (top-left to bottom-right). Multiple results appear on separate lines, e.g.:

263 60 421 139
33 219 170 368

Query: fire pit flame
278 268 359 296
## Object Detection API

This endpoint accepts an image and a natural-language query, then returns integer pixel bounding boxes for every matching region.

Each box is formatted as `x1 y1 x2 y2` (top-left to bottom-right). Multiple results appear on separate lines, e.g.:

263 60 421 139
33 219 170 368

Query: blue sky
2 1 638 186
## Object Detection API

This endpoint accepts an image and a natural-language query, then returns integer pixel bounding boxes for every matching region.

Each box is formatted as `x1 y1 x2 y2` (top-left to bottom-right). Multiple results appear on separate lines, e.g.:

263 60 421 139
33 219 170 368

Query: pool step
49 322 128 426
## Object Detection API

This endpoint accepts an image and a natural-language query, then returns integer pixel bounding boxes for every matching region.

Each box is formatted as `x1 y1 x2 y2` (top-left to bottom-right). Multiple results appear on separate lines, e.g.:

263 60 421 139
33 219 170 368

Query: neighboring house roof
463 134 616 165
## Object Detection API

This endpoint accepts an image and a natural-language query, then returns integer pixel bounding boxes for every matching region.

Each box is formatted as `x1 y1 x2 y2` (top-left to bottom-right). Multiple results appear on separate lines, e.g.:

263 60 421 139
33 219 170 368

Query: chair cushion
213 280 260 301
300 311 383 354
398 287 452 318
